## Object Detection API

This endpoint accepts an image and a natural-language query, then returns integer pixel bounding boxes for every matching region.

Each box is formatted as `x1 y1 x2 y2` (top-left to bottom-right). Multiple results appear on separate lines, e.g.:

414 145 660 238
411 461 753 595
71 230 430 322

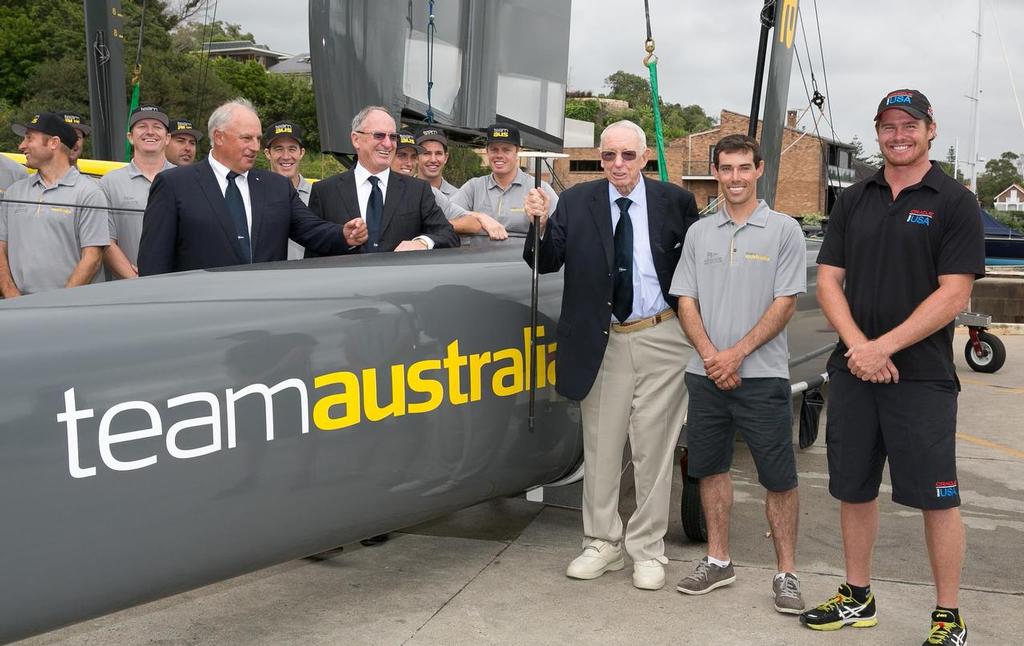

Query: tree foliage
977 151 1023 209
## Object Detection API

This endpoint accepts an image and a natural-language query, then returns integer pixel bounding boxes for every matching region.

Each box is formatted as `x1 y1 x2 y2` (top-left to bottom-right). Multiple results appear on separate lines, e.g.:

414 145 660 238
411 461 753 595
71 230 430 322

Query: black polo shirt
817 162 985 380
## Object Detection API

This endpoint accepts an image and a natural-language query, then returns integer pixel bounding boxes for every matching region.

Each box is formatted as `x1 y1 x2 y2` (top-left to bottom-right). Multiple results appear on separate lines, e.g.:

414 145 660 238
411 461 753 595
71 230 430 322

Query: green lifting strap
646 54 669 182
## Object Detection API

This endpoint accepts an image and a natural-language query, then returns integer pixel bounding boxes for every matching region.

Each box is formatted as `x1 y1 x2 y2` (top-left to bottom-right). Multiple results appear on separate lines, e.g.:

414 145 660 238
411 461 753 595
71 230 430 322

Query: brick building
552 109 857 217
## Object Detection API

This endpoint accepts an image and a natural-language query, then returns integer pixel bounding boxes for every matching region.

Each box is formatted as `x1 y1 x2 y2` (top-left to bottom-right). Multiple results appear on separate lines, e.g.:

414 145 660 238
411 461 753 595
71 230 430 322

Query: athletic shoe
923 609 967 645
565 539 624 580
676 556 736 595
799 583 877 630
632 556 668 590
773 572 805 614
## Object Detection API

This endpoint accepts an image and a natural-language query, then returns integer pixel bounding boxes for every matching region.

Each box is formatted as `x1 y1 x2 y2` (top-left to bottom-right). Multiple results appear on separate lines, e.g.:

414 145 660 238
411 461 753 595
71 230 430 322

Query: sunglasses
356 130 400 142
600 150 639 162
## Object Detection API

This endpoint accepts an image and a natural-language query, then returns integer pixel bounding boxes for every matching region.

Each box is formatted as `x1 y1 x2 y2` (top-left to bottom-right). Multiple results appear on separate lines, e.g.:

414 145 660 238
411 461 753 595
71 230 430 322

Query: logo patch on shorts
935 480 958 498
906 209 934 226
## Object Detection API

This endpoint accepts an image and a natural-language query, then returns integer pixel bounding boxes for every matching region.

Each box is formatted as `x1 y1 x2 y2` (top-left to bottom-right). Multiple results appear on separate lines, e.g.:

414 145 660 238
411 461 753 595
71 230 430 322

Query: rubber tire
964 331 1006 373
680 474 708 543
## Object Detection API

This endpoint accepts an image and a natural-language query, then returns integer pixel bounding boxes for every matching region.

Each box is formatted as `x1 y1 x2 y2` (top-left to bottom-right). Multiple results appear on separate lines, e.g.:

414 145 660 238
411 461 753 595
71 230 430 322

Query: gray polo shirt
0 154 28 194
451 168 557 233
433 186 468 220
438 177 459 198
669 200 806 379
99 159 175 267
0 166 110 294
287 175 314 260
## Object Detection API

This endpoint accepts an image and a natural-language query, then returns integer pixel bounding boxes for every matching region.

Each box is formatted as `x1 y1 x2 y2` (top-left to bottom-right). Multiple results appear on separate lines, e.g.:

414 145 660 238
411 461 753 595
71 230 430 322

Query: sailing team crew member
263 120 313 259
800 89 984 646
166 118 203 166
524 119 698 591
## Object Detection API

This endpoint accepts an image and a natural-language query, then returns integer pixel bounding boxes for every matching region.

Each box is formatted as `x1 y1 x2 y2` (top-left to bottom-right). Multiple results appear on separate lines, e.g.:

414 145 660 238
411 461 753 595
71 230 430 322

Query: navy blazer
524 178 699 401
138 159 347 275
304 169 459 256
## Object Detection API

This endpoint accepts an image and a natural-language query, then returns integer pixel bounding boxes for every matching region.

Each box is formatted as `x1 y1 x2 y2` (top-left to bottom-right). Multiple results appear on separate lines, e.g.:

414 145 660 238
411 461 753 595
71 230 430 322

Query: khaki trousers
579 318 692 562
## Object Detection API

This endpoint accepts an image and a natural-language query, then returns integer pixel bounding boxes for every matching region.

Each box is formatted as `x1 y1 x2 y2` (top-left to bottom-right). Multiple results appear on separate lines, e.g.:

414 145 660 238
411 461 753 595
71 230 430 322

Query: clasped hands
844 338 900 383
704 347 745 391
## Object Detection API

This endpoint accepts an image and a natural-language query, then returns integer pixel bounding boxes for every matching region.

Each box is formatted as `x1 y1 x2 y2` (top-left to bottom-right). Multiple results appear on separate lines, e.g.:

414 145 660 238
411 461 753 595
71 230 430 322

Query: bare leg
841 500 878 587
701 472 732 561
766 487 799 573
923 508 965 608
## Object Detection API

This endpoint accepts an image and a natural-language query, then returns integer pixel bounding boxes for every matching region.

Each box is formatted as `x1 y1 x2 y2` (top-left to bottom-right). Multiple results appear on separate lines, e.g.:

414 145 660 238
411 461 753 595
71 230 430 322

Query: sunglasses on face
356 130 400 142
600 150 639 162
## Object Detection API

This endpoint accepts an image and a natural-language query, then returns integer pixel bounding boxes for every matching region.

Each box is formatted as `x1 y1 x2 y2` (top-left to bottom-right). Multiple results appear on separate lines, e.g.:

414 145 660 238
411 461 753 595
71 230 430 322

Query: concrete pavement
17 335 1024 645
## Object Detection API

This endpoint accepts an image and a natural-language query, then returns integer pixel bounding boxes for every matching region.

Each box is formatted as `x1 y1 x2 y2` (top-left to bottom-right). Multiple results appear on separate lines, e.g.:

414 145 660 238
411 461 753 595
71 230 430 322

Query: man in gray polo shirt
0 113 109 297
451 123 557 237
263 120 313 259
100 104 174 279
670 134 807 613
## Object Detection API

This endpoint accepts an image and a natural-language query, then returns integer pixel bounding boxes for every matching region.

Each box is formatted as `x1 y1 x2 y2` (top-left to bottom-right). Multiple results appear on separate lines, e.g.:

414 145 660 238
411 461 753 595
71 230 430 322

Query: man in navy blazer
524 120 698 592
138 99 358 275
304 106 458 257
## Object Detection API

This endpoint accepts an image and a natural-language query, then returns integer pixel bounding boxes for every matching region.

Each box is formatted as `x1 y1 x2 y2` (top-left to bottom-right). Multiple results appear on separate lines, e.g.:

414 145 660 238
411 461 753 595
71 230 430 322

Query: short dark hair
712 134 762 167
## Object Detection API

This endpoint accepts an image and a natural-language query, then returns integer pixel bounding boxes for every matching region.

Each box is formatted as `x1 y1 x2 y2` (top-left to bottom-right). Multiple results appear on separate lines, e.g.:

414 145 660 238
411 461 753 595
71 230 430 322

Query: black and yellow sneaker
799 584 878 631
923 609 967 645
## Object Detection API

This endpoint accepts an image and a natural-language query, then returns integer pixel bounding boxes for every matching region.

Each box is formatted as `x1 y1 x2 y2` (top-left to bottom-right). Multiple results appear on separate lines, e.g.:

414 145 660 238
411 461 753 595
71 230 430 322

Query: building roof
995 183 1024 202
269 52 312 75
200 40 289 61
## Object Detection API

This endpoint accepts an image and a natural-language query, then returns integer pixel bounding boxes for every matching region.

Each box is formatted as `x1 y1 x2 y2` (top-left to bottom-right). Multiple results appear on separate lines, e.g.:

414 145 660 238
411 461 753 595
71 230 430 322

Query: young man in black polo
800 90 984 646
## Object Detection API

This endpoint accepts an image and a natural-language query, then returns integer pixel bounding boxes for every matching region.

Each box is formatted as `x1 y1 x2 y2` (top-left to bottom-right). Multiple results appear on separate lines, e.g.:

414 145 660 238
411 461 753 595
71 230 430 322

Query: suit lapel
590 182 614 271
340 171 360 222
248 170 265 254
645 179 666 256
381 172 405 237
196 161 245 263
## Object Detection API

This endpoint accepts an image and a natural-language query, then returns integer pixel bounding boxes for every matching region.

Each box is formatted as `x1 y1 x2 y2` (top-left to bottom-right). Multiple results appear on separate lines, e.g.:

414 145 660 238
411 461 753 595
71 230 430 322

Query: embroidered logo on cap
491 128 510 138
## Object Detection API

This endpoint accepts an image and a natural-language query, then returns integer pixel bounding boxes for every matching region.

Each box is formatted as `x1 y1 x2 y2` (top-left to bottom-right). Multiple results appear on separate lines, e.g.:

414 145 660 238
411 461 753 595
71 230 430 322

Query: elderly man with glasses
523 120 699 591
304 106 458 256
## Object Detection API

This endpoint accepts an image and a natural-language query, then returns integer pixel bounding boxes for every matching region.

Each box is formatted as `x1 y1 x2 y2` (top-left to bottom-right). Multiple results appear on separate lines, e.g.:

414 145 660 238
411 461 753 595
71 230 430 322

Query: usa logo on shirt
906 209 934 226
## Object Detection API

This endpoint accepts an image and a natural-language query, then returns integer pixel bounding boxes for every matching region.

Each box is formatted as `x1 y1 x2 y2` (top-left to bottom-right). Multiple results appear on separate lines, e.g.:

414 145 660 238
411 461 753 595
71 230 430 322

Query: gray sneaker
773 572 805 614
676 557 736 595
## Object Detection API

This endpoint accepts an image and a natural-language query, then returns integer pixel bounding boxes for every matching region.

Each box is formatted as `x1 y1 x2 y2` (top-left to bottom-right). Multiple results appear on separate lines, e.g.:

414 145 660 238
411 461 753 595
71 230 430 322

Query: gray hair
600 120 647 150
351 106 394 133
208 98 257 140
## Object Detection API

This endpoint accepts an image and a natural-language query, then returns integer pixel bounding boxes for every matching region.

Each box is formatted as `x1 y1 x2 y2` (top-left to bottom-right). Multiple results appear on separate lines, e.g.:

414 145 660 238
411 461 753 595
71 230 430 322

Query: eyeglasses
600 150 639 162
356 130 399 142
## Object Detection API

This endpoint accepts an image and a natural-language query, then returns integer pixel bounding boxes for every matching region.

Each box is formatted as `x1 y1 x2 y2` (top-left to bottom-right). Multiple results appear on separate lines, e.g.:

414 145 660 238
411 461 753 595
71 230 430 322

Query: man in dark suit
304 105 458 257
138 99 359 275
524 120 698 591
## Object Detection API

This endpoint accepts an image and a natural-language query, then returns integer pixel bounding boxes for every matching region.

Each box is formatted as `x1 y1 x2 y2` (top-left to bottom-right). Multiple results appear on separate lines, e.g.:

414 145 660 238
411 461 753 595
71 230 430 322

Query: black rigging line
812 0 838 145
793 46 839 208
644 0 653 42
193 0 219 124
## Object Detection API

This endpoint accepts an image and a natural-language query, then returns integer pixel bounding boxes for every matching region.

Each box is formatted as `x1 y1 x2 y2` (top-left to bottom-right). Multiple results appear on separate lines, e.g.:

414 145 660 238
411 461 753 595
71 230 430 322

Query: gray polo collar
486 167 527 191
715 199 771 228
126 159 175 179
31 165 81 190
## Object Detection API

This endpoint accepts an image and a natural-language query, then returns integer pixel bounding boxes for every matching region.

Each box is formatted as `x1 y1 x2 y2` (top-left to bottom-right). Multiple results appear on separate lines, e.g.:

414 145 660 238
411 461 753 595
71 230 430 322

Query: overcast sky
209 0 1024 170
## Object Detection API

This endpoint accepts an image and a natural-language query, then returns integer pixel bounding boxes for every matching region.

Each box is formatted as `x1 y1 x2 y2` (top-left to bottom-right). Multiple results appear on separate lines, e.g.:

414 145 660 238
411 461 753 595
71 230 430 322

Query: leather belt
611 307 676 333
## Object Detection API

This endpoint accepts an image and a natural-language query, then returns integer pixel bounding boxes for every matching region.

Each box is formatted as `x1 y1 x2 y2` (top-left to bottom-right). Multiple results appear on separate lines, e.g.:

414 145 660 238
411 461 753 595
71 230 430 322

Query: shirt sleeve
450 180 474 211
937 190 986 279
76 187 111 248
669 224 699 298
97 175 118 241
775 218 808 297
0 199 7 242
543 182 559 216
816 190 849 268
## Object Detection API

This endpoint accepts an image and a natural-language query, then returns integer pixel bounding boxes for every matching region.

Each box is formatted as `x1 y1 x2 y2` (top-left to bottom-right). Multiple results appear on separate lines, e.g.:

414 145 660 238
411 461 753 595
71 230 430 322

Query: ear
755 159 766 179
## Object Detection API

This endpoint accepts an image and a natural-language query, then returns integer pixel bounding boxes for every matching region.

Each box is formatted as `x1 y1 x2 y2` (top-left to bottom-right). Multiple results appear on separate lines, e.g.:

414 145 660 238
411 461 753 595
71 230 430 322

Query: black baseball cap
59 112 91 136
874 89 933 121
169 118 203 141
11 113 79 150
263 121 304 147
416 126 448 148
485 123 521 147
397 130 424 152
129 104 170 128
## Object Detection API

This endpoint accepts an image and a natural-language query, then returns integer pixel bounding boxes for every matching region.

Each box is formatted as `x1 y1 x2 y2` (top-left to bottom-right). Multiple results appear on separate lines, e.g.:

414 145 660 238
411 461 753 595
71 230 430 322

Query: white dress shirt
609 177 667 321
353 162 434 249
208 153 253 232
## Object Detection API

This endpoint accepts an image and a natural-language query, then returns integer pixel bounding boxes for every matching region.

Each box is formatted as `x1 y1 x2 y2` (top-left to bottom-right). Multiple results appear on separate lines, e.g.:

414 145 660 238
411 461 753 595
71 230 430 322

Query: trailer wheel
964 331 1006 373
680 474 707 543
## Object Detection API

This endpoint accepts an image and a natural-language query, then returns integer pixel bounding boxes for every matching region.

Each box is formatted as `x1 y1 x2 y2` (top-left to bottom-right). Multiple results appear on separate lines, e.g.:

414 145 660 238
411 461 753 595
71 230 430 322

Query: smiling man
100 104 175 279
669 134 807 613
304 105 458 255
801 90 984 646
166 118 203 166
138 98 352 275
264 120 311 259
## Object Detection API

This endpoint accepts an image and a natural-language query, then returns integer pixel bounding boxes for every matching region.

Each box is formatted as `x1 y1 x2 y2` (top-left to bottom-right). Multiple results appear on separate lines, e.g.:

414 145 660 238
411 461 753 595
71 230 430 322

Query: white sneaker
565 539 624 580
632 556 668 590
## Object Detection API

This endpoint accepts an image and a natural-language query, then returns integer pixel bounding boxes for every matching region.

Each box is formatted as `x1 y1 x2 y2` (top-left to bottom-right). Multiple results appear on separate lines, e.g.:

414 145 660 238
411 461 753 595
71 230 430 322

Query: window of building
569 159 602 172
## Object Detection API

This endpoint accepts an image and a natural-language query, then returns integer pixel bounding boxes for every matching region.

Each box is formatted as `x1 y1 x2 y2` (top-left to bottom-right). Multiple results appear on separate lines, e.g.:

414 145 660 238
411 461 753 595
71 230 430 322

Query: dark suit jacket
138 159 347 275
304 168 459 256
524 178 699 401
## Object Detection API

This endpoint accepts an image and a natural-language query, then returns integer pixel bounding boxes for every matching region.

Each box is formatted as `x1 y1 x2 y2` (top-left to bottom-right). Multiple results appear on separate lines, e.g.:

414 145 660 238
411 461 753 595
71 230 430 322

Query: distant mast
84 0 128 161
967 1 983 194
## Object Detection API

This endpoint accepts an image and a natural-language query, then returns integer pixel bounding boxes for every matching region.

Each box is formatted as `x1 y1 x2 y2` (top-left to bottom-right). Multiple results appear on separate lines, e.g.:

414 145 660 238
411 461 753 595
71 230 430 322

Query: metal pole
968 0 983 194
748 0 776 139
529 156 542 432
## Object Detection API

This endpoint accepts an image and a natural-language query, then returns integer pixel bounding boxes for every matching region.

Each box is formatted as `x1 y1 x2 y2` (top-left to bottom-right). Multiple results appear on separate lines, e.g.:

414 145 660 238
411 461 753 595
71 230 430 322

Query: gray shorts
684 373 797 492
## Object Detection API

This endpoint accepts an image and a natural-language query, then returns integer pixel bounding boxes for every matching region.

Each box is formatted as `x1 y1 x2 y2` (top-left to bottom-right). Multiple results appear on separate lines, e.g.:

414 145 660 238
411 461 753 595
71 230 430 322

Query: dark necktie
225 171 251 263
612 196 634 323
365 175 383 252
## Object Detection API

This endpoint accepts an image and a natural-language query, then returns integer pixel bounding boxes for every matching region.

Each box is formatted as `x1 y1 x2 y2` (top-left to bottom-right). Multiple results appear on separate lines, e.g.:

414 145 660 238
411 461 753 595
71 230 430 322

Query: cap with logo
169 118 203 141
263 121 305 148
485 123 521 147
416 126 448 148
129 104 170 128
874 89 933 121
397 130 424 152
59 112 92 136
11 113 79 150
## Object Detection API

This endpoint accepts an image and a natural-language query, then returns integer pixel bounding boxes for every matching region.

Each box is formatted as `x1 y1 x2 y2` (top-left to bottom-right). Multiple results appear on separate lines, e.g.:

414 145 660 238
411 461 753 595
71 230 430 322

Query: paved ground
18 335 1024 645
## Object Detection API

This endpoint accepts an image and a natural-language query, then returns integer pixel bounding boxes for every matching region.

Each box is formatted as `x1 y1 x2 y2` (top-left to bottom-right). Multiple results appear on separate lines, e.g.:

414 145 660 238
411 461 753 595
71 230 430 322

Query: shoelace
777 575 801 599
926 621 962 644
815 591 852 612
689 559 711 581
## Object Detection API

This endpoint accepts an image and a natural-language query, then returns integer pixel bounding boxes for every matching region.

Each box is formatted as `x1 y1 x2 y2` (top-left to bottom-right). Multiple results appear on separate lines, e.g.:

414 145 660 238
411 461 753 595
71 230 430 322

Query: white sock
707 555 731 568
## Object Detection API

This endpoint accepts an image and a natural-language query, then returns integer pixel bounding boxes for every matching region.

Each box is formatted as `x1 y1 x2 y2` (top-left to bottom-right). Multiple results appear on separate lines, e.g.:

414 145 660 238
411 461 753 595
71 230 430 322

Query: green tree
604 70 652 107
977 151 1023 208
937 144 965 183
